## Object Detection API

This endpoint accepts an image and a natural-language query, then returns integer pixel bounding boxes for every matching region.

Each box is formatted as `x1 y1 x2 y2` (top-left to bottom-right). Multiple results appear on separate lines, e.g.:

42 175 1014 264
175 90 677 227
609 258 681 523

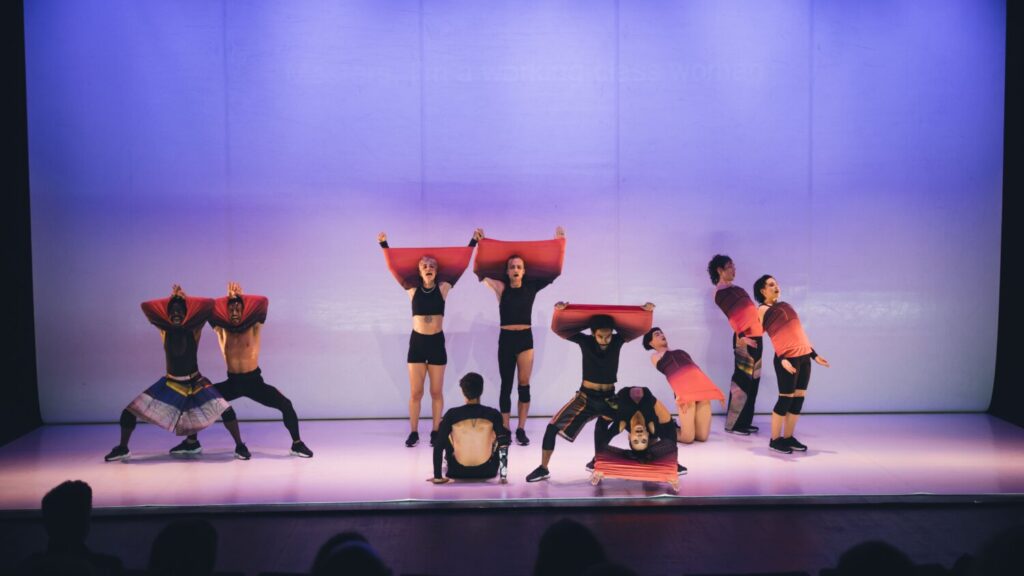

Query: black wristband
379 240 389 248
468 237 478 247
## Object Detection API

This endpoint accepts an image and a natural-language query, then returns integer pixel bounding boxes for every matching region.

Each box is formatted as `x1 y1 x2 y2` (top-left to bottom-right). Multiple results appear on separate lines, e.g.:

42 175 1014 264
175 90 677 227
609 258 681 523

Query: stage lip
2 493 1023 519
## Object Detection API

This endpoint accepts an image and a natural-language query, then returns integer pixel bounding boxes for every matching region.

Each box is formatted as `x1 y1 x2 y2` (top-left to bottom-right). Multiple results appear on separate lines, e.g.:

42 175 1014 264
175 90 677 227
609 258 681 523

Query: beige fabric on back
450 419 497 466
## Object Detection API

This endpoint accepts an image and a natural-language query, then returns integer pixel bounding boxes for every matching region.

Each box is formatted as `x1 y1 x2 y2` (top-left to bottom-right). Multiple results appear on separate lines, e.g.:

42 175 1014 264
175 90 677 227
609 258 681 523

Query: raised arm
377 231 389 248
555 226 565 239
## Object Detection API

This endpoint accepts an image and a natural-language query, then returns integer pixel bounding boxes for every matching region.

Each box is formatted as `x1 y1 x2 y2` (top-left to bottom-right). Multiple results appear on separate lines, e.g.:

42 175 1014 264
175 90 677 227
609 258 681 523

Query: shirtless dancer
171 282 312 458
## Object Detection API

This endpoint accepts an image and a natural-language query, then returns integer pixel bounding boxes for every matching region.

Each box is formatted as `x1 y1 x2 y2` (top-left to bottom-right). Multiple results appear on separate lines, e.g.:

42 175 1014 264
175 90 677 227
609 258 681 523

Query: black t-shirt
568 332 625 384
498 277 552 325
433 403 510 478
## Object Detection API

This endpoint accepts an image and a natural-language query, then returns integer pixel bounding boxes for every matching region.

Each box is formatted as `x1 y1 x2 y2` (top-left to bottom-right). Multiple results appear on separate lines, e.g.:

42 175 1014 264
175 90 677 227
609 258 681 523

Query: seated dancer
104 285 248 461
643 327 726 444
475 227 566 446
430 372 511 483
380 230 478 447
753 275 830 454
591 386 686 487
525 303 653 483
170 282 312 458
708 254 764 435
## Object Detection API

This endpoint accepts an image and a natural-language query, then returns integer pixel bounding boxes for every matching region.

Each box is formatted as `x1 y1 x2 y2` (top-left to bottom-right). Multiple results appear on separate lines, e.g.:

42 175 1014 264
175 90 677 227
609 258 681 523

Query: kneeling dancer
643 327 725 444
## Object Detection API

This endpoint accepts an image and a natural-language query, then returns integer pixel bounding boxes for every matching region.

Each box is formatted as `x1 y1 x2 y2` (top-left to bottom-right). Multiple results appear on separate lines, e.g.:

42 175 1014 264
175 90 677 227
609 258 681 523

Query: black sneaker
786 436 808 452
290 441 313 458
769 437 793 454
104 445 130 462
526 465 550 482
429 431 438 447
515 428 530 446
234 443 251 460
405 431 419 447
585 458 595 472
726 427 751 436
745 425 760 433
677 464 688 476
169 439 202 456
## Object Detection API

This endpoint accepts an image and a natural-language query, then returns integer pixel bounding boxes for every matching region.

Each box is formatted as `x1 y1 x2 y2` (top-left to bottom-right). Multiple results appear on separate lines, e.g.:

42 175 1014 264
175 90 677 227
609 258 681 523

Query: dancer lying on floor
708 254 764 436
105 285 247 461
525 303 653 483
591 386 686 484
379 230 478 447
643 327 726 444
475 227 566 446
753 275 830 454
430 372 511 483
171 282 312 458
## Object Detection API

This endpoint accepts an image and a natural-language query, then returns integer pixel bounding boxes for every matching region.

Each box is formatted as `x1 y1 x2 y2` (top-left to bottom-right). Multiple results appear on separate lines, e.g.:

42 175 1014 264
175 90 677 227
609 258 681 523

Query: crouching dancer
105 285 247 461
171 282 312 458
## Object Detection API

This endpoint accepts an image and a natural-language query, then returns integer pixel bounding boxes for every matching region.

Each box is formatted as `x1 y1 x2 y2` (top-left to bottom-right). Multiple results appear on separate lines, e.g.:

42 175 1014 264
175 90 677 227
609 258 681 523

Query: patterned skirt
127 372 230 436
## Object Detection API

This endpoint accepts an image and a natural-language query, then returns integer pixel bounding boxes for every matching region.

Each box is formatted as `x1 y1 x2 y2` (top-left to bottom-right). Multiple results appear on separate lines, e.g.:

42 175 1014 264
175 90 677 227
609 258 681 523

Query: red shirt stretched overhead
714 286 764 337
473 237 566 283
550 304 653 342
210 294 269 332
383 246 474 290
141 296 213 332
762 302 814 358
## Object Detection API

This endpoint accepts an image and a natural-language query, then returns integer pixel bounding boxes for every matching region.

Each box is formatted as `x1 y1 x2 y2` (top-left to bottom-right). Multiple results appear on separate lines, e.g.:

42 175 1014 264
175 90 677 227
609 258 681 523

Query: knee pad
542 424 559 451
221 407 237 422
518 385 531 403
119 409 137 430
773 395 793 416
790 396 805 415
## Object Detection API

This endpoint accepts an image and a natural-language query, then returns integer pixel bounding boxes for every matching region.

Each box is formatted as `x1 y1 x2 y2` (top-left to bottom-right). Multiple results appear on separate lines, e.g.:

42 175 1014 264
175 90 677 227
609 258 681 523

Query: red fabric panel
383 246 474 290
550 304 653 342
472 237 565 282
763 302 813 358
210 294 269 331
141 296 213 331
659 350 726 405
714 286 764 337
593 444 678 483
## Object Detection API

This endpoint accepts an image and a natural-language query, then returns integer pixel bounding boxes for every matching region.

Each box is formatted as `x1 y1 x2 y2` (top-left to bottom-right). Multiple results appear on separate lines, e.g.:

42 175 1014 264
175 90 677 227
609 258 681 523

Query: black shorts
408 331 447 365
445 453 500 479
774 354 812 394
549 387 618 442
498 328 534 357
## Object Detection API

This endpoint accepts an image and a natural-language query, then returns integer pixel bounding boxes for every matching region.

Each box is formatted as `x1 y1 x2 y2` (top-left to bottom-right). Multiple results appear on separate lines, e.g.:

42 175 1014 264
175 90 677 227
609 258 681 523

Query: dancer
104 285 248 461
430 372 511 483
525 303 653 483
708 255 763 435
753 275 830 453
380 230 478 447
476 227 566 445
170 283 312 458
591 386 685 487
643 327 726 444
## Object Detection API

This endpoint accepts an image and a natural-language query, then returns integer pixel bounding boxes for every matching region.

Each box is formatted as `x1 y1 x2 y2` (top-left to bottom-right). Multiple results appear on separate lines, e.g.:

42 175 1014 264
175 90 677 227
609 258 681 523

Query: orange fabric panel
472 237 565 282
551 304 653 342
210 294 269 331
714 286 764 337
383 246 474 290
141 296 213 331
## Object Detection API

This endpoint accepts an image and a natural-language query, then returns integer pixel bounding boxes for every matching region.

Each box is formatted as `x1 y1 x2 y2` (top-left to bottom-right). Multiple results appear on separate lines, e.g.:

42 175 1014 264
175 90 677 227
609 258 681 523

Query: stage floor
2 414 1022 514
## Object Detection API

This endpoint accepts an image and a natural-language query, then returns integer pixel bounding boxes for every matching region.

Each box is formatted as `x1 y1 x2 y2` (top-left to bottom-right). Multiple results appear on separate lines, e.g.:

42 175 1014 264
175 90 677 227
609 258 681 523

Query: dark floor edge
3 492 1022 519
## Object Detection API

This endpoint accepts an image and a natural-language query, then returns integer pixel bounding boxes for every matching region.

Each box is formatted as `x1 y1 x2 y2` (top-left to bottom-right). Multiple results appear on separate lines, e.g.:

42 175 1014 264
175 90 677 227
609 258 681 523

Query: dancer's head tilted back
642 327 667 351
707 254 733 285
753 275 778 305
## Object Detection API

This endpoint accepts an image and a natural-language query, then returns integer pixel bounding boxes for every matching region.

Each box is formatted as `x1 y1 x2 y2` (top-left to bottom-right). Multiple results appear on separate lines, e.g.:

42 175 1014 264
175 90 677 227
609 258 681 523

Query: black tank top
499 277 551 325
164 329 200 376
570 333 625 384
412 285 445 316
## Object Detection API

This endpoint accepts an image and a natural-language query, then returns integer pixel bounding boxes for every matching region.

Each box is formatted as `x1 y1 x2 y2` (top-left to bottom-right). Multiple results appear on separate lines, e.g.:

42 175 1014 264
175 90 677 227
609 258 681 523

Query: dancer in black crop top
379 229 482 448
481 226 565 446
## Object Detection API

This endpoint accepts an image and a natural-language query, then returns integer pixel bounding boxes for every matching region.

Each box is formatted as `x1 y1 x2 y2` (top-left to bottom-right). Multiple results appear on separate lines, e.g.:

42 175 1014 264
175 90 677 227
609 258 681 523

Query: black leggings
196 368 300 441
497 329 534 413
773 354 812 395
